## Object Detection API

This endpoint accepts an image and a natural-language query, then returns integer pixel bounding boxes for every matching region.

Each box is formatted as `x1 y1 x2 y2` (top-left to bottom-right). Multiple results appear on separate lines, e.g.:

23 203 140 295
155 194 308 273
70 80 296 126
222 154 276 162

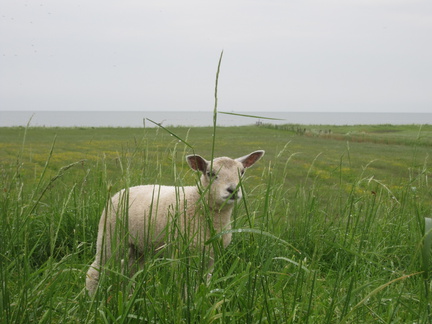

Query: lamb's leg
86 260 100 296
206 260 215 283
128 243 140 277
122 243 146 294
206 248 215 283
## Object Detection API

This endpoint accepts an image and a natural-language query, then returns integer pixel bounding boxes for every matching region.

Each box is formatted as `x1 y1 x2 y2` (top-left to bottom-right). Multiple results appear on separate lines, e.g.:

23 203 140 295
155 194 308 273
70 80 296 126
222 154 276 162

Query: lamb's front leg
206 257 215 283
205 231 232 283
127 243 145 278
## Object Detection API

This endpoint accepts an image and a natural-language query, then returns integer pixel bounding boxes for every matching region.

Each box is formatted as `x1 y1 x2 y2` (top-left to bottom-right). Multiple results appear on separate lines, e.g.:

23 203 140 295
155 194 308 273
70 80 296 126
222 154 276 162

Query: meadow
1 122 432 323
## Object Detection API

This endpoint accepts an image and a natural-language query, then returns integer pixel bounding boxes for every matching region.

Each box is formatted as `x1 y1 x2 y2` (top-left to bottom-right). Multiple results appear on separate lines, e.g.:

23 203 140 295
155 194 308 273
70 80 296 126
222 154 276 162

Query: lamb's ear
236 150 265 168
186 155 208 173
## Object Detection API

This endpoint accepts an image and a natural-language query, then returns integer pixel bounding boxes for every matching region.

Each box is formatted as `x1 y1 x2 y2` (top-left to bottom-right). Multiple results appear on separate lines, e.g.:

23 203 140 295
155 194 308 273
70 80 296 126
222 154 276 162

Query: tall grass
1 123 431 322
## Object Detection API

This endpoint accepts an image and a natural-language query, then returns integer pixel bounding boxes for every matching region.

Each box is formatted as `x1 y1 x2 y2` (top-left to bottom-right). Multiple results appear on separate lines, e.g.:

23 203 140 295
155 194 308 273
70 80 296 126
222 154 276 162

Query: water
1 111 432 127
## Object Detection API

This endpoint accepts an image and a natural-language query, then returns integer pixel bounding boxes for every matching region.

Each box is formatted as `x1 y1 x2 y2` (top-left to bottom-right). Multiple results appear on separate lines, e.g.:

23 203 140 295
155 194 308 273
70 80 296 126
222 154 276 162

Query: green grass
0 121 431 323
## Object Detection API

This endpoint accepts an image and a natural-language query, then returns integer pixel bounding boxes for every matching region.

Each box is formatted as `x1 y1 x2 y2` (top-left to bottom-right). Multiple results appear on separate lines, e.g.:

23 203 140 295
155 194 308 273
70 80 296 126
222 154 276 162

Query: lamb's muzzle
86 150 265 296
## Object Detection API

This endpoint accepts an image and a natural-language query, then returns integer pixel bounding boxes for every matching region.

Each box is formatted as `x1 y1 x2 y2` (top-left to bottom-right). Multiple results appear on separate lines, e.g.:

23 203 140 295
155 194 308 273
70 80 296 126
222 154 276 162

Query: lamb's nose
227 186 239 199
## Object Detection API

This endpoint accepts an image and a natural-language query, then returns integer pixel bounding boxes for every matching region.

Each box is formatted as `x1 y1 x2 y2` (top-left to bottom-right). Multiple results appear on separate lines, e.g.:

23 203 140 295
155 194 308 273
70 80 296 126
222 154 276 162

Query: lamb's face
186 150 265 209
202 158 245 207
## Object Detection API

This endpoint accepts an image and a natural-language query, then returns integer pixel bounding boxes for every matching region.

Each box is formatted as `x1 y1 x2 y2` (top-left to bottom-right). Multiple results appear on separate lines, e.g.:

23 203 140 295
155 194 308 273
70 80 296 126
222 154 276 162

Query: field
1 121 432 323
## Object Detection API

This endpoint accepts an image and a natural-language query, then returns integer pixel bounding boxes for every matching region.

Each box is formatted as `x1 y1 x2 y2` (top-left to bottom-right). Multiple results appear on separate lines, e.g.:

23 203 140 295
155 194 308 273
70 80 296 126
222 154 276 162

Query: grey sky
1 0 431 112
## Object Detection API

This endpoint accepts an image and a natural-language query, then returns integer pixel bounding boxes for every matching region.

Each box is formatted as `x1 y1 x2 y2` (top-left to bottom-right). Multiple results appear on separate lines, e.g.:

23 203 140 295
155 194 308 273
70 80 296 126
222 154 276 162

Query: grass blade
219 111 285 121
146 118 195 153
210 50 224 163
423 217 432 279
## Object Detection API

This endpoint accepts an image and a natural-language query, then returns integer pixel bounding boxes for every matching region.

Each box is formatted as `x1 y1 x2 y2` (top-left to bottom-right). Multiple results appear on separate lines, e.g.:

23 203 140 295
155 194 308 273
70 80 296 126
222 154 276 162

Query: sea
1 111 432 128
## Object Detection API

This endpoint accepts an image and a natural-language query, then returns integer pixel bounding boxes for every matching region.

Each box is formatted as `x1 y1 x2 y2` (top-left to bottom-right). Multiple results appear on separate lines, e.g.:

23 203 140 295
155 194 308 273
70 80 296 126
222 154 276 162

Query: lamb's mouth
224 194 240 201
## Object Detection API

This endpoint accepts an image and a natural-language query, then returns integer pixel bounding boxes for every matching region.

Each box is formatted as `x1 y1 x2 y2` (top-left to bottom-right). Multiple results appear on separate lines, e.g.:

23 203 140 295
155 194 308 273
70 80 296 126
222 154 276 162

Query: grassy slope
0 124 431 323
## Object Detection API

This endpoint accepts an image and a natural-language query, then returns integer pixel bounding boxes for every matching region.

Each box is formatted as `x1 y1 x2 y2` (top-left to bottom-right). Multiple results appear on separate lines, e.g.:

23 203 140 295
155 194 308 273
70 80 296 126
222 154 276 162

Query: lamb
85 150 264 296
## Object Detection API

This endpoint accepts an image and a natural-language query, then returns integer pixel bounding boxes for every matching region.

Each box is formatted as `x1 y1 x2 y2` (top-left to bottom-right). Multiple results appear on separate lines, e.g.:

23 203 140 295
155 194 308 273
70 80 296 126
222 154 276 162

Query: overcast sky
1 0 431 113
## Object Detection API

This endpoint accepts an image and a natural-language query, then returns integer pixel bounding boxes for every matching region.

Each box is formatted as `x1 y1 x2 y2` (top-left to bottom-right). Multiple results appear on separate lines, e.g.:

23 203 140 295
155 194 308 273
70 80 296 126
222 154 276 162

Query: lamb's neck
208 204 233 228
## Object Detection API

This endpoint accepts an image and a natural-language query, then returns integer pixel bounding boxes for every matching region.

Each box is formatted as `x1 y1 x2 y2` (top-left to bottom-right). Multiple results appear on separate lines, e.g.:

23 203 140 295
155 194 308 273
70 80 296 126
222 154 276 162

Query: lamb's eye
207 171 217 179
240 169 245 176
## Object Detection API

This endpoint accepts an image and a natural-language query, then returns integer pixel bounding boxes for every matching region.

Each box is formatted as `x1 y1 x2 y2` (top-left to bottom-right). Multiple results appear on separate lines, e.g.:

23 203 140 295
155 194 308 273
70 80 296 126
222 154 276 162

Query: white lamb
86 150 264 296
